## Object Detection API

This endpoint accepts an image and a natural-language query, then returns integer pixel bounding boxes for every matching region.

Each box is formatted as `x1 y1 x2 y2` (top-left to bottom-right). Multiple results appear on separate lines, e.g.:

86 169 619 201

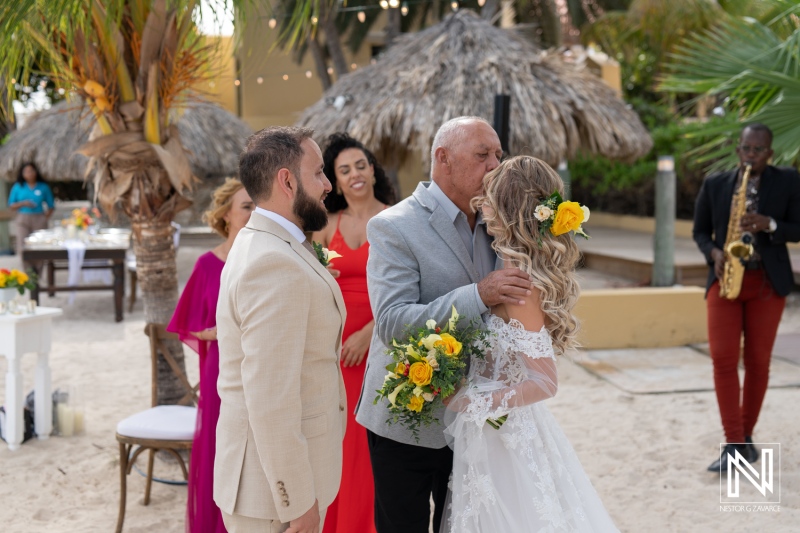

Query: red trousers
707 269 785 443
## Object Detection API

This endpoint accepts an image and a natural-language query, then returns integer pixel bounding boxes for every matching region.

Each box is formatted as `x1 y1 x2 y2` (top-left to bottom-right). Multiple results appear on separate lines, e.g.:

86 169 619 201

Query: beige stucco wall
574 287 708 349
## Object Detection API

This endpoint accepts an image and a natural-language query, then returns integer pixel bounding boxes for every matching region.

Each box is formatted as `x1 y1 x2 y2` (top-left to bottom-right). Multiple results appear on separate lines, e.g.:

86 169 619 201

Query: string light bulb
451 1 458 11
256 77 263 84
234 79 241 86
389 0 399 8
327 66 334 75
379 0 389 9
305 70 312 78
401 2 409 15
282 74 289 81
351 63 357 70
357 11 366 22
268 18 277 29
311 16 318 24
478 0 486 5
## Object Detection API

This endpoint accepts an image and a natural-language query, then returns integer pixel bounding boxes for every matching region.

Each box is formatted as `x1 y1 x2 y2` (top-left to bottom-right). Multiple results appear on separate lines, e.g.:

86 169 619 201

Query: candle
27 300 37 314
0 302 6 314
57 403 75 437
73 410 85 435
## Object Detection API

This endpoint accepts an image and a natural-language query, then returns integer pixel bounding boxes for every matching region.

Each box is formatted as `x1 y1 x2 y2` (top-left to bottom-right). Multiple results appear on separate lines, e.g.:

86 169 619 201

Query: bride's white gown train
444 315 619 532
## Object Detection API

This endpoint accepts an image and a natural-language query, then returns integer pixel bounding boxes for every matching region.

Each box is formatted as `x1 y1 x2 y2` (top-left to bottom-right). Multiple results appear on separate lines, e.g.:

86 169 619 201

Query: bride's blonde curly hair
473 156 581 356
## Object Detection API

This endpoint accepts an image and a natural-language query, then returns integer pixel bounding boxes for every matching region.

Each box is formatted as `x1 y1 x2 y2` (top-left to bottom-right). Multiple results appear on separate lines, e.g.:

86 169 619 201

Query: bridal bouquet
373 306 490 441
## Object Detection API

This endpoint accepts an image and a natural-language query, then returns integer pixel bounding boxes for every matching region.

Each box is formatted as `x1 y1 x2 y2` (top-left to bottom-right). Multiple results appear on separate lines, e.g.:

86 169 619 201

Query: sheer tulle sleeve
447 318 558 423
167 254 221 355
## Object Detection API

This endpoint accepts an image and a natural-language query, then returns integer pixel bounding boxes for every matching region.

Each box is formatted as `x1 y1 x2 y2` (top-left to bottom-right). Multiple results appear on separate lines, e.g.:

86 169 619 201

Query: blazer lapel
414 184 480 283
246 214 347 342
289 239 347 333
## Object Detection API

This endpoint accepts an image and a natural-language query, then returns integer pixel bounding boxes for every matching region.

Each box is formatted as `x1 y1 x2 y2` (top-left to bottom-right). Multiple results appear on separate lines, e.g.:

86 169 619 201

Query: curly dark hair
322 133 396 213
16 162 44 184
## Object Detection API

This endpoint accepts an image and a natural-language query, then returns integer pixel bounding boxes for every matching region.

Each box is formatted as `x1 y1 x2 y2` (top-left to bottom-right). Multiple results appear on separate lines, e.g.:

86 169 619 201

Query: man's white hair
430 116 492 169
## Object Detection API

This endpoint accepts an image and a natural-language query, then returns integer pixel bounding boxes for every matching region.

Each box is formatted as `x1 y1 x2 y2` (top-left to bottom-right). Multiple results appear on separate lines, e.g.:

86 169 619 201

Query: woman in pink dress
313 133 395 533
168 179 254 533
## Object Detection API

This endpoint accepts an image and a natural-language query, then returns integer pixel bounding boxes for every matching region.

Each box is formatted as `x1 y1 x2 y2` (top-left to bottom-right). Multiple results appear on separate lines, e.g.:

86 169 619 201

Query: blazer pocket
301 413 328 439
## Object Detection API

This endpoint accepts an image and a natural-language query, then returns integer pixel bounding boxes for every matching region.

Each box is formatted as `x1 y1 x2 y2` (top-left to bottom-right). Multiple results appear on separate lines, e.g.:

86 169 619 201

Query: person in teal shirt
8 162 54 268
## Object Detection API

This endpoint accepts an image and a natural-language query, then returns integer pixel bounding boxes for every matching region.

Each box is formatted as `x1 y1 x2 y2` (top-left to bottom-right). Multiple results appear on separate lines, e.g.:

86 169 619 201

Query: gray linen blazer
355 182 499 448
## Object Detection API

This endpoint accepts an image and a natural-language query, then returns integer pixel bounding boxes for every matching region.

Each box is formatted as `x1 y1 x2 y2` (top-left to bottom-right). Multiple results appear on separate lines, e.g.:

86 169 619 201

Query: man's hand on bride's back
478 268 533 307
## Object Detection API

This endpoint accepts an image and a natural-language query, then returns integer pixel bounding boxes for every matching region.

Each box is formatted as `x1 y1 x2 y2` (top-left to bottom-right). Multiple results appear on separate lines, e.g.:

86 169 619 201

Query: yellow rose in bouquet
374 306 491 442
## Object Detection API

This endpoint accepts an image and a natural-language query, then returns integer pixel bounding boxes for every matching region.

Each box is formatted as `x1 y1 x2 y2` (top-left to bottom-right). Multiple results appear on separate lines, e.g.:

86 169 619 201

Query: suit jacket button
277 481 285 487
282 501 290 507
339 405 344 412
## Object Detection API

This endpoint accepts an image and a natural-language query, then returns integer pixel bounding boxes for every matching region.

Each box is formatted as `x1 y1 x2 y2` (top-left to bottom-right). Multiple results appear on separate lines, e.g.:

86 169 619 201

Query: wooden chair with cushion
115 323 198 533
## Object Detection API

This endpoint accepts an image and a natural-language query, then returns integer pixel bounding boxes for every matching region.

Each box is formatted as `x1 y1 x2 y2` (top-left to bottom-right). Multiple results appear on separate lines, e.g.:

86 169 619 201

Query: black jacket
693 165 800 297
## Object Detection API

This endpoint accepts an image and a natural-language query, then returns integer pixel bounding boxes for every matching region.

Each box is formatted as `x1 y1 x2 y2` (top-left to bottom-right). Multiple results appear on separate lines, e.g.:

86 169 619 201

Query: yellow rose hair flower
535 191 590 243
550 201 584 236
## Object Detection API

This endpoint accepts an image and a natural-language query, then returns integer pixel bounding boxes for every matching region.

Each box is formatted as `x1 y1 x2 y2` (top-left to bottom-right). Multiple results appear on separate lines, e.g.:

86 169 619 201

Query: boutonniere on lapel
311 241 343 267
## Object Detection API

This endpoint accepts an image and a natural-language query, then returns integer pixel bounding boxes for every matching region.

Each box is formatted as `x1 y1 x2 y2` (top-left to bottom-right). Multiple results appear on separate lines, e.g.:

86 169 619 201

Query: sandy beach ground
0 244 797 533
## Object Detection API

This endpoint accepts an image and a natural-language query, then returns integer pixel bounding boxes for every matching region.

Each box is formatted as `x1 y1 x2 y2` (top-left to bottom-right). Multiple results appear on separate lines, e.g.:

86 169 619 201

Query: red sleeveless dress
323 215 377 533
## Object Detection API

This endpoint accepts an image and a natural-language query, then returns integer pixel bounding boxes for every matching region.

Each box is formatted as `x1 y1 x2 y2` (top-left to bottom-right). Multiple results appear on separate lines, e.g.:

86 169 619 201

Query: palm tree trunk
386 8 401 48
132 220 187 406
308 35 332 91
320 3 349 78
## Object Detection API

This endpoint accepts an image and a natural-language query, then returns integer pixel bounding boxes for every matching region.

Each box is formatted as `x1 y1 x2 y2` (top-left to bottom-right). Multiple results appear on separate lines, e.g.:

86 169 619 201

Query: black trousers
367 429 454 533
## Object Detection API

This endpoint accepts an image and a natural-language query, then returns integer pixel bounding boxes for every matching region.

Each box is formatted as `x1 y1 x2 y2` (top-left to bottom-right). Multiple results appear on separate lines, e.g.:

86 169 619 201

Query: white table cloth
0 307 62 451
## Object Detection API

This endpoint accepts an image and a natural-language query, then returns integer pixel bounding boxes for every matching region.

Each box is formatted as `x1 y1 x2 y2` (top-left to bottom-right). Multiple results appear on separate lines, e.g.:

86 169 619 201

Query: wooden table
0 307 63 451
22 231 129 322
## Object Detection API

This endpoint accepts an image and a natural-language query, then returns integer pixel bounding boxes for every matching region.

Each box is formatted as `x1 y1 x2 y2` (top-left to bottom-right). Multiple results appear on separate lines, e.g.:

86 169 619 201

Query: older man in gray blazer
355 116 534 533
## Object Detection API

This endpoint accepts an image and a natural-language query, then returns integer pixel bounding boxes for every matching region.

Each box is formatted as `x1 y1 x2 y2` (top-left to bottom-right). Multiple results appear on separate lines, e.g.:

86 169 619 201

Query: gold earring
336 183 342 195
372 176 376 185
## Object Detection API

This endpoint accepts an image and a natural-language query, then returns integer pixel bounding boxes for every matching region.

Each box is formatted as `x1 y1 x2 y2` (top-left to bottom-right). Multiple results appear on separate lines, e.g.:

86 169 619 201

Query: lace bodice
473 314 555 381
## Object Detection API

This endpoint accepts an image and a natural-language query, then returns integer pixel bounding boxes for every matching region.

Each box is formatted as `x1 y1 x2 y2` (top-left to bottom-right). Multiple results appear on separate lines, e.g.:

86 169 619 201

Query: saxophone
719 163 754 300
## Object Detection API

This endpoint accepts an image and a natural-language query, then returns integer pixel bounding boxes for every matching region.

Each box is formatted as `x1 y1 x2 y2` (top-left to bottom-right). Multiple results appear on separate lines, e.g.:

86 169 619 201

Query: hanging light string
263 0 484 28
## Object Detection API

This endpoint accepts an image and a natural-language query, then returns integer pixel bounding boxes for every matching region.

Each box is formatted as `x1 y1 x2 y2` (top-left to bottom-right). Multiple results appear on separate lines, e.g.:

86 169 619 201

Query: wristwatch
767 217 777 233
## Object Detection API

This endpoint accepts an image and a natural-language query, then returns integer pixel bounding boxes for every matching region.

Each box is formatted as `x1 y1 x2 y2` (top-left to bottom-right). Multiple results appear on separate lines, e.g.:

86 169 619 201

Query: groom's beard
294 180 328 232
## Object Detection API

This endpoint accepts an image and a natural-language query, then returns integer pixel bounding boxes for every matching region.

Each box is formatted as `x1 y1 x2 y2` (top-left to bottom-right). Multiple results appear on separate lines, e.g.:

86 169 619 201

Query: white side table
0 307 62 451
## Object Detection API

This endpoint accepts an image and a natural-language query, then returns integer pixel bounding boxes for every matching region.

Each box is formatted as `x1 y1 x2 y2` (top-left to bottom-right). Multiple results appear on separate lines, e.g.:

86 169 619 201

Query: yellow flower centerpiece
0 268 38 296
374 306 490 441
62 207 100 230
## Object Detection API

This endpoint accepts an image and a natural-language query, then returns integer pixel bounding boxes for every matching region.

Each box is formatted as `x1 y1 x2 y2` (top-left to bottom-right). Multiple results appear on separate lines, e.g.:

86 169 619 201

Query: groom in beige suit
215 126 347 533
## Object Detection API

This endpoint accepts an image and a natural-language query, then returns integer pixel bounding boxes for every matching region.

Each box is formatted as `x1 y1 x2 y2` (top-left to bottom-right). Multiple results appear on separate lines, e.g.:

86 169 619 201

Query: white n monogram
727 448 773 498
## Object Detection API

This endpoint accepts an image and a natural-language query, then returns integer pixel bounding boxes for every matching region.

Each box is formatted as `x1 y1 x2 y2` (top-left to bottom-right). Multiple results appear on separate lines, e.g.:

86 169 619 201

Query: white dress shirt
254 207 306 243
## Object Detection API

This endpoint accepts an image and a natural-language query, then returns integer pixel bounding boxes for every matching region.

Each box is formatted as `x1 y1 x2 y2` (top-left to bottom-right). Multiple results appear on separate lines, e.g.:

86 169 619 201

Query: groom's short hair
239 126 315 202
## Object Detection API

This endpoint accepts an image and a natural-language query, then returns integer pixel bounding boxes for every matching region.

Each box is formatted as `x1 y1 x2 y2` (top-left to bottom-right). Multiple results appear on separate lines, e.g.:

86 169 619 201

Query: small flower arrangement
62 207 100 230
373 306 490 441
0 268 38 295
534 192 590 241
311 241 343 267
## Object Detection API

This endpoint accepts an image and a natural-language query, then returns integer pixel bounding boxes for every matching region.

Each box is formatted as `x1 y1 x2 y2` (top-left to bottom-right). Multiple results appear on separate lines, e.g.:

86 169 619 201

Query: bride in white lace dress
443 156 618 532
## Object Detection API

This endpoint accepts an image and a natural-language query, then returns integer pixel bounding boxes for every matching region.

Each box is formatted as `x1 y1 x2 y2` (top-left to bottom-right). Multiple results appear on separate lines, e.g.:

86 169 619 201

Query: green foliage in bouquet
373 306 490 442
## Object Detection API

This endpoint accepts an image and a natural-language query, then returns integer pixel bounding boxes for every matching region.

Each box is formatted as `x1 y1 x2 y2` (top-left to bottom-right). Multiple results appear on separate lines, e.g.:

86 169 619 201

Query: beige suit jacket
214 212 347 523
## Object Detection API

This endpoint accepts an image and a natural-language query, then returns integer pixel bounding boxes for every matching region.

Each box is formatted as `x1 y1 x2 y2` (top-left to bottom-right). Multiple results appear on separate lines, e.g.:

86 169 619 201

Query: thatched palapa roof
297 10 652 169
0 100 251 182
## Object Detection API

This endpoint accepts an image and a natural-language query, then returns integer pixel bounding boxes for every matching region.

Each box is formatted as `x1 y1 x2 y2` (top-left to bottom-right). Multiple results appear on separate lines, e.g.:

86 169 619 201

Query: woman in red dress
313 133 396 533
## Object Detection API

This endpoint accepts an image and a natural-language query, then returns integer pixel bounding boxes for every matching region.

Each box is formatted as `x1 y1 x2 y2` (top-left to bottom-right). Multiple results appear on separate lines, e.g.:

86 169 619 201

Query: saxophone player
693 123 800 473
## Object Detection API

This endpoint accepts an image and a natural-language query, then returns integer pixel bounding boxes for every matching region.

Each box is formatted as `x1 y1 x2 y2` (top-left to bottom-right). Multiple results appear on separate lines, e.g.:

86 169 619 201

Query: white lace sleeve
453 316 558 422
